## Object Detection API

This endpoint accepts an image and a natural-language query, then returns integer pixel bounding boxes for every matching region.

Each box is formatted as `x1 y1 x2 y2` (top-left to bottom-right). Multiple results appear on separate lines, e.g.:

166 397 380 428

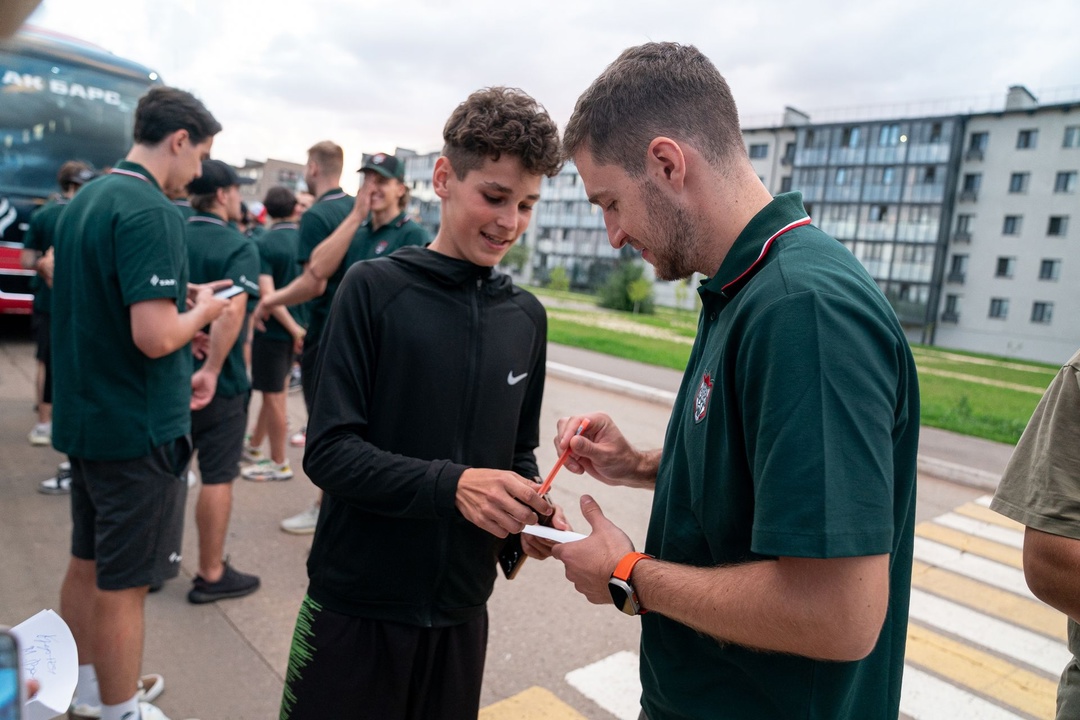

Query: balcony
780 155 794 166
958 190 978 202
941 310 960 323
952 231 972 244
946 272 966 284
964 148 984 161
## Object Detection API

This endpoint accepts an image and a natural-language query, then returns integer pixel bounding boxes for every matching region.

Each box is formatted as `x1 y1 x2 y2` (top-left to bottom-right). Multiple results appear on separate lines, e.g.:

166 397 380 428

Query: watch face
608 578 640 616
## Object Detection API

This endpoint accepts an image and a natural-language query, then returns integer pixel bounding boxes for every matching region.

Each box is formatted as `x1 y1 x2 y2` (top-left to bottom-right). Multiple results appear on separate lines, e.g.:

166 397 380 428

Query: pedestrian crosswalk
481 495 1069 720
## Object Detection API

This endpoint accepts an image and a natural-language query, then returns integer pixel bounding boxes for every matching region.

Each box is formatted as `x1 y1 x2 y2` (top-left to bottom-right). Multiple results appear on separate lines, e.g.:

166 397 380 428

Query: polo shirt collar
364 210 409 231
188 211 228 227
701 192 810 299
271 221 299 231
317 187 347 203
111 160 163 193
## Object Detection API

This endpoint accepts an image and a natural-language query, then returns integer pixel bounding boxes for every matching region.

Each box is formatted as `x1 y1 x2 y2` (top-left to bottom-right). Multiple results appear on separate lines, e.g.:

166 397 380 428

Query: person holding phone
279 87 565 720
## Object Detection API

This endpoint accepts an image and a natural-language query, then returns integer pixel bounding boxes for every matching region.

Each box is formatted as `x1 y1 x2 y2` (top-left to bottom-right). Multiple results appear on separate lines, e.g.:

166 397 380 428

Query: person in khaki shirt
991 347 1080 719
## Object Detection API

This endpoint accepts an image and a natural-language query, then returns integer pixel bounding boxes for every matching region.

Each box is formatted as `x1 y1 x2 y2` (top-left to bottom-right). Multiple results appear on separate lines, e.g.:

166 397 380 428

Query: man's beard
641 178 700 281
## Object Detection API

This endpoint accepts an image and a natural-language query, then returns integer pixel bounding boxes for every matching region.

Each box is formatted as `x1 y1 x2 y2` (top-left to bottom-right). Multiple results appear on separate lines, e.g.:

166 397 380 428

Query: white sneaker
280 503 319 534
28 421 51 446
186 470 198 489
289 427 306 447
68 674 165 718
242 461 294 482
39 460 72 495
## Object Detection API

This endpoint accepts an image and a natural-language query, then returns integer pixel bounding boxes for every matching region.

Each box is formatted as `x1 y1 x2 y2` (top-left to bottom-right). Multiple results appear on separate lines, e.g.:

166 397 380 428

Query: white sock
101 694 139 720
73 663 100 708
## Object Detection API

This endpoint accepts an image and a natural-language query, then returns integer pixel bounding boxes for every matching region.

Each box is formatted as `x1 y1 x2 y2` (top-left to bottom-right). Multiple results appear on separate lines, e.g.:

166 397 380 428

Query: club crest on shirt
693 371 713 423
375 240 390 255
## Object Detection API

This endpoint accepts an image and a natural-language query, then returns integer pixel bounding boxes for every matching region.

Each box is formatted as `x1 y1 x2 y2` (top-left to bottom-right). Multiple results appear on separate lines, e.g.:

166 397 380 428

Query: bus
0 27 161 314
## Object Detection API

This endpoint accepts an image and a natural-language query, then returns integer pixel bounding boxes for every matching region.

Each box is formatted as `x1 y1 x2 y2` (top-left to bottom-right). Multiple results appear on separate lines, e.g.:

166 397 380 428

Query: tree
500 243 529 274
598 261 654 314
548 265 570 292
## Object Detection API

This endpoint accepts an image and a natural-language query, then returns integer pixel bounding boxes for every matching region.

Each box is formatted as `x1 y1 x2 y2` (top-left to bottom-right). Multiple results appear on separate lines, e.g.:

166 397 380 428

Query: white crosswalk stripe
932 512 1025 549
900 666 1026 720
913 536 1035 600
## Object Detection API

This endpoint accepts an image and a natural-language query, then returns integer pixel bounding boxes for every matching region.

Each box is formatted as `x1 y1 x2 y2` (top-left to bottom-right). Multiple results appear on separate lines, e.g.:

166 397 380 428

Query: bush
500 243 529 274
598 261 654 314
547 265 570 292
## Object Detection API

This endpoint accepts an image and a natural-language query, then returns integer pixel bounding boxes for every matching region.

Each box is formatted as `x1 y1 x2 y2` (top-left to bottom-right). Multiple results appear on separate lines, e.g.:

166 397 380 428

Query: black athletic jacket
303 245 546 626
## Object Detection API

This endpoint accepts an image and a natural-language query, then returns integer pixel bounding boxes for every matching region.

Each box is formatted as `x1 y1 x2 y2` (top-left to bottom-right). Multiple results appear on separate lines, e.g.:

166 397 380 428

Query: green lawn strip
548 317 691 371
916 373 1039 445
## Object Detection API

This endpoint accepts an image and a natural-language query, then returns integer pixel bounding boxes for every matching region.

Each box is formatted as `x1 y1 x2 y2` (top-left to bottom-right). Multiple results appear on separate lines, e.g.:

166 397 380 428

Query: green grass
542 293 1055 444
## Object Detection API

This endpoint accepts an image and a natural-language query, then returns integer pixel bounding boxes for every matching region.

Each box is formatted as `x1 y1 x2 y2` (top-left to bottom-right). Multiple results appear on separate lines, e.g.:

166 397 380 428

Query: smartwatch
608 551 652 616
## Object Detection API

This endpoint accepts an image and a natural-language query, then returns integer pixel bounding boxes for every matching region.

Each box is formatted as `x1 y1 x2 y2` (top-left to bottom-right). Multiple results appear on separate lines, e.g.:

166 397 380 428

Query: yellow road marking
906 624 1058 719
479 686 589 720
953 503 1026 532
916 523 1023 569
911 560 1067 642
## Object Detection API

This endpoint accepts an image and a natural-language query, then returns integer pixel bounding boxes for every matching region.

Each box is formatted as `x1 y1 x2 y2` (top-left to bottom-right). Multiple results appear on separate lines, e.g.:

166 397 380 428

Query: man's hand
350 179 374 220
552 495 634 604
555 413 658 489
292 328 306 355
191 330 211 360
521 500 573 560
455 468 553 538
37 247 55 287
251 295 276 333
190 367 219 410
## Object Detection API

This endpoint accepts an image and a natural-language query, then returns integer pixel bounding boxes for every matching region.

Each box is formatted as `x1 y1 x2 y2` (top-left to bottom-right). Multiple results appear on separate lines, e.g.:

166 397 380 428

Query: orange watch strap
612 551 653 582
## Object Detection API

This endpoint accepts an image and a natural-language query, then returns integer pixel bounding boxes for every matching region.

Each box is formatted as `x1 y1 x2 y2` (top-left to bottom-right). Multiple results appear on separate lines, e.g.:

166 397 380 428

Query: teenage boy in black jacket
279 87 564 720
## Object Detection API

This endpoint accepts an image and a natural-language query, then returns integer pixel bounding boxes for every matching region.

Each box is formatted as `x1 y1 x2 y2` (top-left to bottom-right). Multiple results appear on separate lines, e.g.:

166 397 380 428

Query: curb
548 360 1002 493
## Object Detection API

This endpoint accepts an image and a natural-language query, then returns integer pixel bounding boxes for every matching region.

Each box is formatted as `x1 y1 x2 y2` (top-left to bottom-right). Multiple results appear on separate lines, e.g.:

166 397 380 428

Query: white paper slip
12 609 78 720
522 525 587 543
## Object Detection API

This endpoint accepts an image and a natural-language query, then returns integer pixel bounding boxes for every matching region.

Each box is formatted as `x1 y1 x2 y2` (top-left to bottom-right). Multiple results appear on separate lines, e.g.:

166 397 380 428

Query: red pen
536 418 590 497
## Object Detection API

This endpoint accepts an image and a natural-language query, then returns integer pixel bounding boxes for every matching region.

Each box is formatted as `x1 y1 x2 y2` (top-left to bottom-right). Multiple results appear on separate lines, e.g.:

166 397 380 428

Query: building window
1055 171 1078 193
1031 302 1053 324
879 124 901 146
969 131 989 151
1063 126 1080 148
780 176 793 193
1016 129 1038 149
841 126 861 148
930 122 943 142
1039 259 1061 281
782 142 796 163
955 214 973 236
1002 215 1022 235
835 167 849 185
942 294 960 322
948 254 968 282
989 298 1009 319
1008 172 1029 193
962 173 982 192
748 143 768 159
869 205 888 222
1048 216 1069 236
995 256 1016 278
922 166 937 183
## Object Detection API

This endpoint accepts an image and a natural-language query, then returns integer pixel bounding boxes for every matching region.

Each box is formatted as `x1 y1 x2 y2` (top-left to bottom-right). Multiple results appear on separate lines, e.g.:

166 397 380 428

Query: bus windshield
0 48 151 197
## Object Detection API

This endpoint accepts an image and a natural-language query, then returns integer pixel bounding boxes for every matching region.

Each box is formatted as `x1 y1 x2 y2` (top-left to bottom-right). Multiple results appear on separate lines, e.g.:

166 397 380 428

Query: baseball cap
58 161 95 188
187 159 255 194
360 153 405 181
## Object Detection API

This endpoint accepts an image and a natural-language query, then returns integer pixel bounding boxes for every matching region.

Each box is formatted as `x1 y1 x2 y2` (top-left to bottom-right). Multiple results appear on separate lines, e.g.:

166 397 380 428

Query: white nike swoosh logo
507 371 528 385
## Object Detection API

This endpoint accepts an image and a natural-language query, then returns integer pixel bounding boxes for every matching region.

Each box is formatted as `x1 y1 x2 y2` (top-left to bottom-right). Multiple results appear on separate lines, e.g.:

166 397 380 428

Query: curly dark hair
564 42 743 175
442 87 562 179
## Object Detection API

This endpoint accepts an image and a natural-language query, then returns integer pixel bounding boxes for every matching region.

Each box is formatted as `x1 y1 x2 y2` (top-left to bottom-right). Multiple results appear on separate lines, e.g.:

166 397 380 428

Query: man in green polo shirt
184 159 263 605
53 86 228 720
20 160 94 450
254 150 430 533
550 43 919 720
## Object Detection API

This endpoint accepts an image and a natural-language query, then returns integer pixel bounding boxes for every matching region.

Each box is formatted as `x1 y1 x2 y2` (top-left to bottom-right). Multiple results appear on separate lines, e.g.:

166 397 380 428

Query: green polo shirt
296 187 352 346
640 193 919 719
342 210 431 267
172 198 196 219
22 197 68 314
256 221 308 342
51 161 191 461
186 212 261 398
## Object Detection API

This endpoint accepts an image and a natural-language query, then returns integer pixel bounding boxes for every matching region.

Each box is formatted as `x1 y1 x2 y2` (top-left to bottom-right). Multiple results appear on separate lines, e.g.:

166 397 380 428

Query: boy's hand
455 468 553 538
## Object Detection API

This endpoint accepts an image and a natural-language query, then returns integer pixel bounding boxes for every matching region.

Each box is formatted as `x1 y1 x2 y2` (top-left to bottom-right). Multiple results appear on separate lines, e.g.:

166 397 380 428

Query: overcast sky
26 0 1080 191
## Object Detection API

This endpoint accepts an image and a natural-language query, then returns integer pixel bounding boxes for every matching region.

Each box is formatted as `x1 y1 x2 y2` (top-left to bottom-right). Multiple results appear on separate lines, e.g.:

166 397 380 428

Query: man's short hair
133 86 222 146
307 141 344 177
264 186 298 219
57 161 93 192
190 193 217 213
563 42 744 175
442 87 562 180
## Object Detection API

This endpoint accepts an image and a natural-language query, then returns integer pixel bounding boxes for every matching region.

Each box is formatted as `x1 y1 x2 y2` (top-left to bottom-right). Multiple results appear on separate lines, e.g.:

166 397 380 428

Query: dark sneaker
187 561 260 604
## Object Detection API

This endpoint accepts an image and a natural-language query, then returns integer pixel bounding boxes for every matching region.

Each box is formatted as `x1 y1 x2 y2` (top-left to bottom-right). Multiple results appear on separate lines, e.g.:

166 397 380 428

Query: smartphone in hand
0 629 23 720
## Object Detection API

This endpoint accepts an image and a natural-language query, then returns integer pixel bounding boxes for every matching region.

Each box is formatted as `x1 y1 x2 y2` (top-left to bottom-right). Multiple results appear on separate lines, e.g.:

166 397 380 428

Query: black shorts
32 311 52 402
251 335 293 392
70 436 192 590
281 596 488 720
191 392 248 485
299 339 320 413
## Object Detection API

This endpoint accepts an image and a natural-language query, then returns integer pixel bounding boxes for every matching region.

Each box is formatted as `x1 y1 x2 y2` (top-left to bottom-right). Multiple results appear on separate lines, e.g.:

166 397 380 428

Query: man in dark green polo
551 44 919 720
254 149 430 534
53 86 228 720
184 159 262 604
20 160 94 451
